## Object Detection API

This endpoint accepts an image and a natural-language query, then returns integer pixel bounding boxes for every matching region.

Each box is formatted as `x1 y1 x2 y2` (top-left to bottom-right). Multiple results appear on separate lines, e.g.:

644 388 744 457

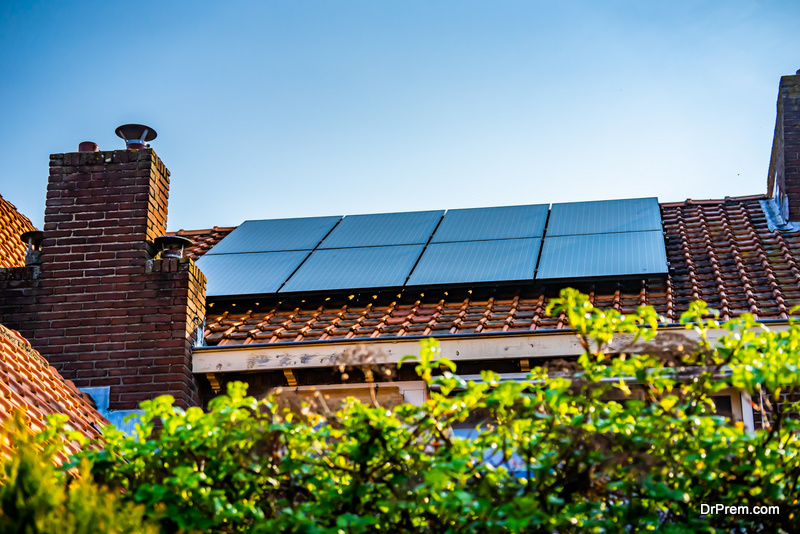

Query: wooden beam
192 323 790 375
206 373 221 392
283 369 297 387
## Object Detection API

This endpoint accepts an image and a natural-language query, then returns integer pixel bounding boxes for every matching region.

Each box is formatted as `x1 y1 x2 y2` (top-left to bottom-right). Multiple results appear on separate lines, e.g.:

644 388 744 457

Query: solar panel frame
280 245 426 293
546 197 661 236
536 230 668 280
318 210 444 249
406 238 542 287
430 204 549 243
196 250 312 296
205 216 342 255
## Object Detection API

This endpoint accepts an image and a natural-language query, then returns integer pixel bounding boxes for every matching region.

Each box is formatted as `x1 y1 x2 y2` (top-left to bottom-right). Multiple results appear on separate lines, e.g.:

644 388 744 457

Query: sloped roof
0 324 106 459
0 194 36 268
186 195 800 347
167 226 235 260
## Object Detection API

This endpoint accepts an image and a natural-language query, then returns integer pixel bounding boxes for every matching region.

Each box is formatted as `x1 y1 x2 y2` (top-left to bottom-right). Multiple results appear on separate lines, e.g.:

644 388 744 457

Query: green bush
71 289 800 532
0 411 158 534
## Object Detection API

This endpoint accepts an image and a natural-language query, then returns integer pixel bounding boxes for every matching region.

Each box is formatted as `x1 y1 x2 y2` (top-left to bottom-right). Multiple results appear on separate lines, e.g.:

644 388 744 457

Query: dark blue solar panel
280 245 425 293
196 251 311 296
546 198 661 236
206 216 342 254
407 238 541 286
319 211 444 249
536 230 668 280
431 204 549 243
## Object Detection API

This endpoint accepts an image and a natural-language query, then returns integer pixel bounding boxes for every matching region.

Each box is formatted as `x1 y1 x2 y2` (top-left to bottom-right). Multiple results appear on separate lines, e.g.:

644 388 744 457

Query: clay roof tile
0 324 106 462
0 194 36 269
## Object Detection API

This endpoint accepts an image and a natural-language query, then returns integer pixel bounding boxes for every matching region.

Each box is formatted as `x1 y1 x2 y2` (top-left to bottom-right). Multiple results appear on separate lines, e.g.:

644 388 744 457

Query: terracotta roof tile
198 196 800 347
0 324 106 461
166 226 236 260
0 194 36 268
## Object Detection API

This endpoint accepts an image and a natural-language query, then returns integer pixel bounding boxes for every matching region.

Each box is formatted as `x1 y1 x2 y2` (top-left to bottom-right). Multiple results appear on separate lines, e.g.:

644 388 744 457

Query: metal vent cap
115 124 157 149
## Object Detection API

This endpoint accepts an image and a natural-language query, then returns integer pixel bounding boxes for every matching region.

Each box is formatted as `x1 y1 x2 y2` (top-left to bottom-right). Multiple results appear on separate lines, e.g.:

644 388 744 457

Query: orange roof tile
0 324 106 460
195 196 800 346
0 194 36 268
166 226 236 260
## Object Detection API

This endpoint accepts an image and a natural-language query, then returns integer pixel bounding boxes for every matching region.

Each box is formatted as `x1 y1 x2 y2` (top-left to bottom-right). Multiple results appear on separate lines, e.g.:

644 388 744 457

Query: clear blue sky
1 1 798 231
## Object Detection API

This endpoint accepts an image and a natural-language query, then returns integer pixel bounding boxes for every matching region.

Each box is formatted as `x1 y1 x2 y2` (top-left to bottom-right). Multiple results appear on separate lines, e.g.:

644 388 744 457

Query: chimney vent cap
154 235 193 259
20 230 44 266
19 230 44 248
115 124 157 148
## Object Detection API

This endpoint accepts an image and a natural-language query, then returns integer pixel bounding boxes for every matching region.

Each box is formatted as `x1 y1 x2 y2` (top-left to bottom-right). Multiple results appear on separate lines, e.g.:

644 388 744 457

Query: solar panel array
198 198 668 297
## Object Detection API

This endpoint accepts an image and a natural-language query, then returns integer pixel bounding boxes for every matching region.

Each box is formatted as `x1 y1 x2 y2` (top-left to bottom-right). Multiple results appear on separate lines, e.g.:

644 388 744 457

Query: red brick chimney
0 144 206 410
768 70 800 222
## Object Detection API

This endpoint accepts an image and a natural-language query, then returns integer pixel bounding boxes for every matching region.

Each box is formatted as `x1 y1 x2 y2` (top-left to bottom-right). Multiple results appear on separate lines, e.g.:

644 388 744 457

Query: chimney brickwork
768 72 800 221
0 149 205 410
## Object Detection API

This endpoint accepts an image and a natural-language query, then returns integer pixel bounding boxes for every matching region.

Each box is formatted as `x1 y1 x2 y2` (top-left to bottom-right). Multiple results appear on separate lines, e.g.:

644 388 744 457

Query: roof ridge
660 194 767 208
167 226 238 236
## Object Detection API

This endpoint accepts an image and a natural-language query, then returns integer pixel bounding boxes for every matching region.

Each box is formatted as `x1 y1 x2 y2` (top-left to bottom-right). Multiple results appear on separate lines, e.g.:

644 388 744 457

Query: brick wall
0 266 42 334
0 149 206 409
768 72 800 221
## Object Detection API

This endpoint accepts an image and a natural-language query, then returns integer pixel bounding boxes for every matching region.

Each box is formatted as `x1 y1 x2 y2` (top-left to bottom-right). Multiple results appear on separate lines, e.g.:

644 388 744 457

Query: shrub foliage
6 289 800 532
0 412 158 534
72 289 800 532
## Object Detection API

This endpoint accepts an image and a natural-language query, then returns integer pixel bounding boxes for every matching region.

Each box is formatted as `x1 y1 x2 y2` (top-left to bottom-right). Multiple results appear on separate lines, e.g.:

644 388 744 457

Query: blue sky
1 1 798 231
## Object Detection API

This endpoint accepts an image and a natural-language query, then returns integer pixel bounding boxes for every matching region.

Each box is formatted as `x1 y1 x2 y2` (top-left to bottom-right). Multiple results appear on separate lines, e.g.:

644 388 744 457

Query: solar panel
319 211 444 249
430 204 549 243
407 238 541 286
536 230 668 280
196 251 311 296
546 198 661 236
280 245 426 293
206 216 342 255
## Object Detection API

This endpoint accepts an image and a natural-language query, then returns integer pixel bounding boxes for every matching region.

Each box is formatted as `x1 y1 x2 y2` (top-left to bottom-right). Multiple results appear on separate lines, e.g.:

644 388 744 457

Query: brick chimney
0 146 206 410
768 70 800 222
